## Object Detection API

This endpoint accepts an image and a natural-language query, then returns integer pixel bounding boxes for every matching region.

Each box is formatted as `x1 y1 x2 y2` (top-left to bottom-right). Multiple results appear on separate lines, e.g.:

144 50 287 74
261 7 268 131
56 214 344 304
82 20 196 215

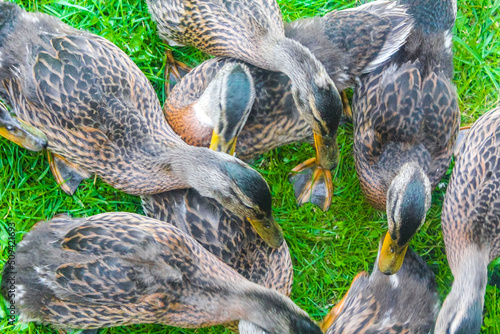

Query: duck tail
360 2 415 73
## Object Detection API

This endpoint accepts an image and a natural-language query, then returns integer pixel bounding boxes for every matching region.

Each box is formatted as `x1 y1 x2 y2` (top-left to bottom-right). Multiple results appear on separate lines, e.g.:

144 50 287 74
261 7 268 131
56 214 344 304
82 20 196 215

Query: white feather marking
193 94 215 127
166 38 185 47
444 30 453 54
22 12 39 23
14 284 26 303
390 274 399 288
362 4 414 73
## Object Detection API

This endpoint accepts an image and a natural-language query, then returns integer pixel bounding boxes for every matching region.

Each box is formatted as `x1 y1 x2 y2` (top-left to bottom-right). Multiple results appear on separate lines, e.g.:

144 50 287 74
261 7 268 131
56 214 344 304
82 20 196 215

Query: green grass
0 0 499 333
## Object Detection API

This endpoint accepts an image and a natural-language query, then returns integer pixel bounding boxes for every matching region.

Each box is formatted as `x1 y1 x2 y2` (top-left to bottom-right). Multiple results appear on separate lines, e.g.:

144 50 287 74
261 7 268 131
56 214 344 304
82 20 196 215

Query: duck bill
0 115 47 151
378 232 408 275
320 271 368 332
247 217 284 249
209 130 238 155
313 132 338 170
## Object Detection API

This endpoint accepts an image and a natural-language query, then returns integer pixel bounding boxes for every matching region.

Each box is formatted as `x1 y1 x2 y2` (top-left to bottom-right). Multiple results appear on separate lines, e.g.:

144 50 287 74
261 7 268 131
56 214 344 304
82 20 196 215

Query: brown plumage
163 3 413 162
147 0 345 212
141 189 293 331
322 246 439 334
0 212 319 333
352 0 460 274
141 58 292 332
435 107 500 334
0 2 284 248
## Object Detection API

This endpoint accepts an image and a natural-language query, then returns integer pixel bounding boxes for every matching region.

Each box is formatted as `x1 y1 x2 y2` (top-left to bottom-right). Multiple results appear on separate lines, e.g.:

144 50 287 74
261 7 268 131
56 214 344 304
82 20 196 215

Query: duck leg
0 103 47 151
341 90 352 121
289 133 338 212
48 152 91 195
164 49 192 97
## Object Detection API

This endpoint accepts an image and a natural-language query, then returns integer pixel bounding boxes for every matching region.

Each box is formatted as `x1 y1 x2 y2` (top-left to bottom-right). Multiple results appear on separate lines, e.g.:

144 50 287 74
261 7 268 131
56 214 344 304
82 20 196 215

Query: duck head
277 38 343 170
379 162 431 274
238 288 322 334
0 101 47 151
175 147 284 248
203 62 255 155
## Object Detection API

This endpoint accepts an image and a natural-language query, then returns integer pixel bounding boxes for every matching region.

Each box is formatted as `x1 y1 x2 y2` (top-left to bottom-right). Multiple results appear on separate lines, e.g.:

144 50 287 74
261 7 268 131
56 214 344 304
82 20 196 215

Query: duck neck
236 285 305 334
272 38 323 85
436 246 488 334
449 246 488 300
158 144 230 192
272 38 342 137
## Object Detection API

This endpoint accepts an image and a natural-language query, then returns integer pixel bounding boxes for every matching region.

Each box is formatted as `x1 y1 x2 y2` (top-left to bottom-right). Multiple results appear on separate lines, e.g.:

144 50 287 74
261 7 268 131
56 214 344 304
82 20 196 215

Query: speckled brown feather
325 248 439 334
0 4 279 235
353 63 459 209
0 5 192 195
435 107 499 334
164 4 413 161
148 0 284 72
442 107 500 270
141 188 293 330
352 0 459 210
0 213 314 332
141 188 293 296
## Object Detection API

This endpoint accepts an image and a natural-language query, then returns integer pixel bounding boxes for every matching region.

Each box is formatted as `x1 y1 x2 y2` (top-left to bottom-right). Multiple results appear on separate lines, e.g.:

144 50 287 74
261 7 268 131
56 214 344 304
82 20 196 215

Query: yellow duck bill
209 131 238 156
0 110 48 151
378 232 409 275
247 217 284 249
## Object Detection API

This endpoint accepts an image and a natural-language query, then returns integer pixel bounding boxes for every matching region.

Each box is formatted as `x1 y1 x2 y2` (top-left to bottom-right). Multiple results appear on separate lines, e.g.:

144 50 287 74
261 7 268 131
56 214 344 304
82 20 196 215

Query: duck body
142 188 293 297
435 107 500 334
164 2 414 161
0 1 184 194
1 212 318 333
322 247 439 334
352 0 460 274
353 0 458 209
0 2 283 247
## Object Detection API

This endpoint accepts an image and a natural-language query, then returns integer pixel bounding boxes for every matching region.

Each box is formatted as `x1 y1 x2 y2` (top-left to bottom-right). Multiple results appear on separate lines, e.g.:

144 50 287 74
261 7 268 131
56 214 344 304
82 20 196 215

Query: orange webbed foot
164 49 192 97
48 152 90 195
289 157 333 212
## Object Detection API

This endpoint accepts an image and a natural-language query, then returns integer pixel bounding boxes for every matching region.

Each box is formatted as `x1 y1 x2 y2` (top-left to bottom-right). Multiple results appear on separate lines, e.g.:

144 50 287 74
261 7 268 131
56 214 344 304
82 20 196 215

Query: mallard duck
352 0 460 274
142 61 292 310
142 188 293 298
0 2 283 248
152 0 413 210
0 212 320 334
435 107 500 334
165 58 256 155
139 63 290 332
321 244 440 333
147 0 346 212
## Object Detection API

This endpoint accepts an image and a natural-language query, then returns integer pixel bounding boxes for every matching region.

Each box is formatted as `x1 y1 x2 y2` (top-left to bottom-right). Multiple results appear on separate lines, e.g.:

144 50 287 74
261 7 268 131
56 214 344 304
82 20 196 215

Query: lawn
0 0 499 333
